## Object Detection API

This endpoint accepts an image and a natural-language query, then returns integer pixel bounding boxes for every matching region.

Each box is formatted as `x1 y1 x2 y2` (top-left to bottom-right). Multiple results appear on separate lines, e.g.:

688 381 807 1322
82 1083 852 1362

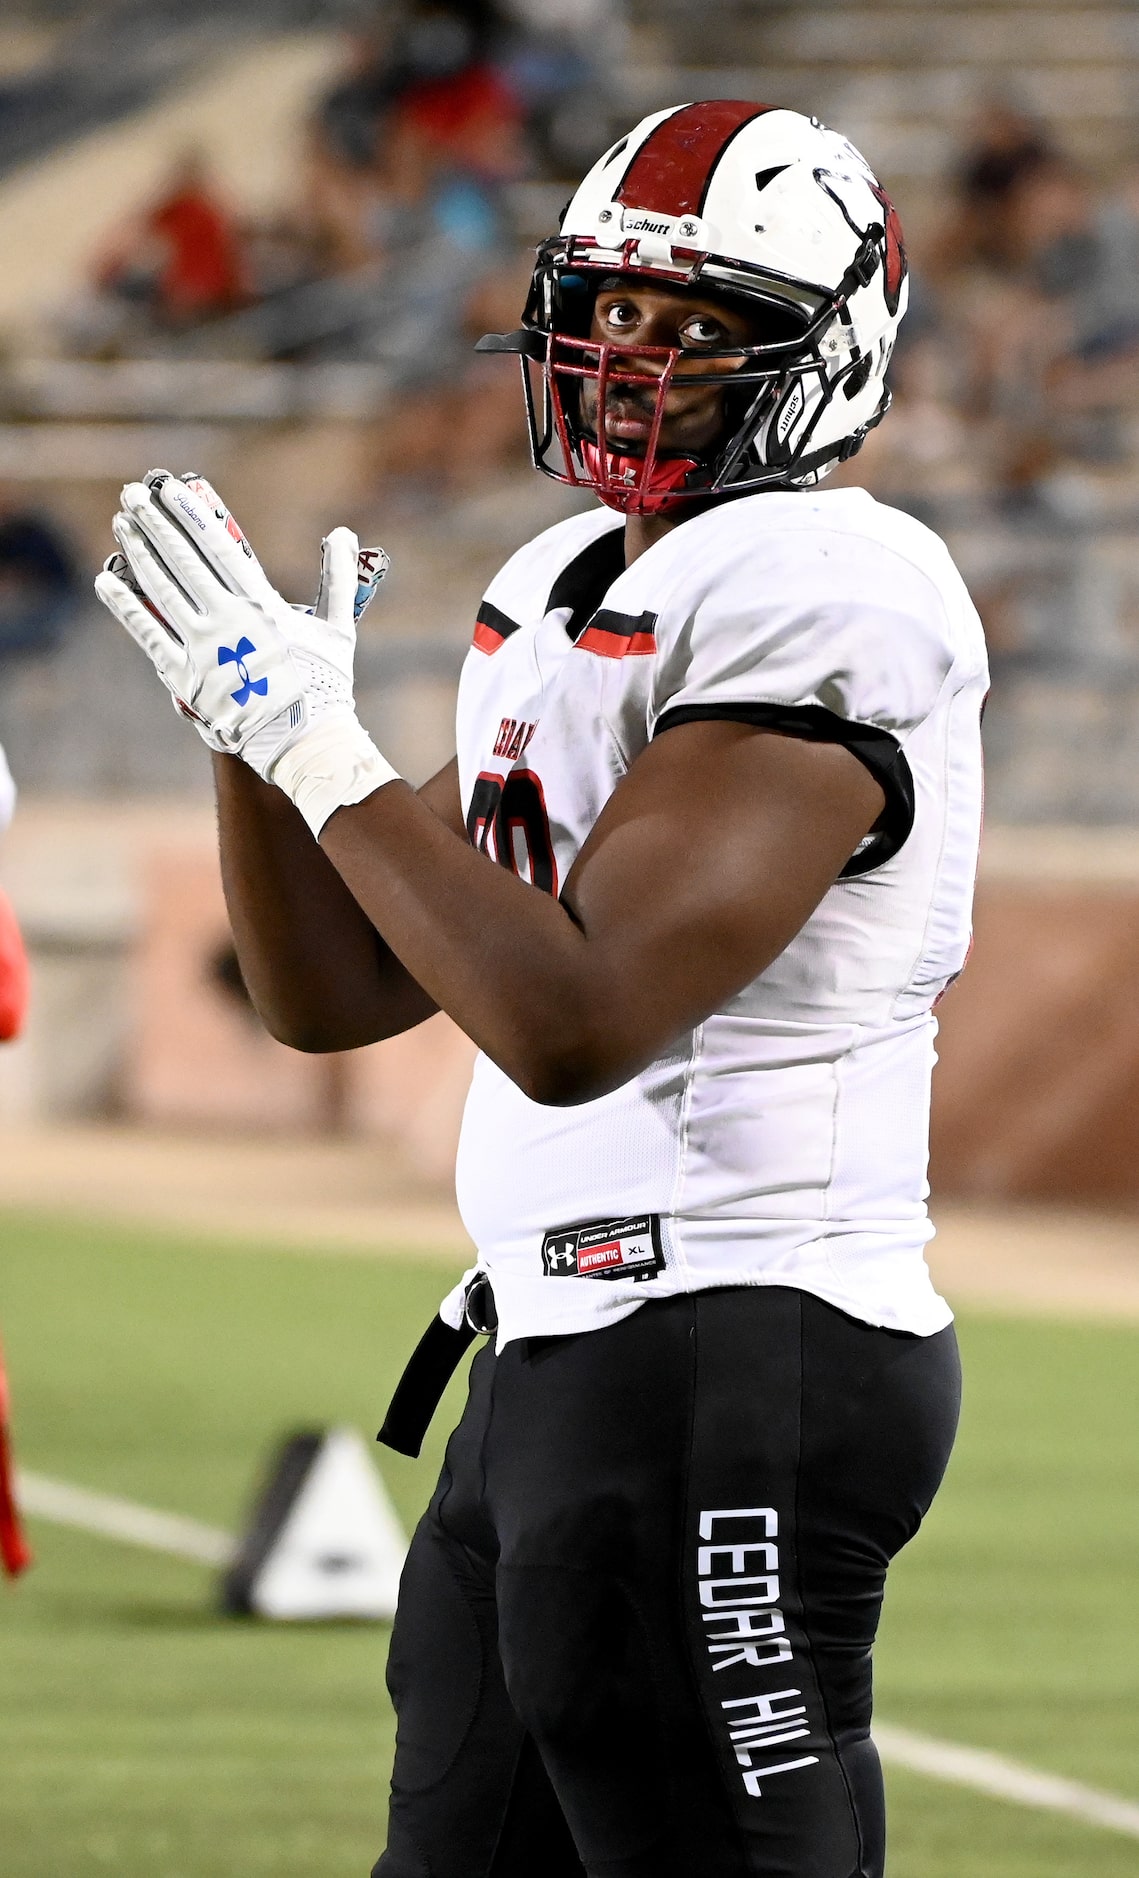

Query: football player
96 103 986 1878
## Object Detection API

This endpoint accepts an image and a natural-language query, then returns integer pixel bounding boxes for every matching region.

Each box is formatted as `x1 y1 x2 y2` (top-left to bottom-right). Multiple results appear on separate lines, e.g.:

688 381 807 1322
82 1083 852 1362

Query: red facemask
550 333 711 517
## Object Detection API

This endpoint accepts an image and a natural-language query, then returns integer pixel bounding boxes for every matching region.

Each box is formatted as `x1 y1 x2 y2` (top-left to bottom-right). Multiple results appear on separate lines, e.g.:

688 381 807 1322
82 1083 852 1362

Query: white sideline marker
223 1427 408 1620
874 1723 1139 1840
18 1428 410 1621
12 1473 1139 1839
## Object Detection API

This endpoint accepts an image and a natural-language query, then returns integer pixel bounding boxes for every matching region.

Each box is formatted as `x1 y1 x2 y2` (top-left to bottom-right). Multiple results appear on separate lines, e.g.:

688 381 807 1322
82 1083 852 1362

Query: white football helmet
478 101 908 514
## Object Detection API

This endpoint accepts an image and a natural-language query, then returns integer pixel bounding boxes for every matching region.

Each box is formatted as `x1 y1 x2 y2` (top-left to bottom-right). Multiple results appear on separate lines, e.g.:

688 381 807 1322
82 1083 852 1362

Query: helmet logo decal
870 182 907 315
815 166 908 317
621 211 675 238
616 100 775 218
775 382 805 444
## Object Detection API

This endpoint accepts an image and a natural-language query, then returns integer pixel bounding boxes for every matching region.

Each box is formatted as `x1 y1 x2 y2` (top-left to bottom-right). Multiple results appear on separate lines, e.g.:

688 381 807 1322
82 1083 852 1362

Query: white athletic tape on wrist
271 715 401 837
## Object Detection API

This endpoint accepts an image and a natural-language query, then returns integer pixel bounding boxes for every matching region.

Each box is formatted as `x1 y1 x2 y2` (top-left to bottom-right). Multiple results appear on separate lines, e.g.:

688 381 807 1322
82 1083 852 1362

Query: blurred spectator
75 152 250 354
878 102 1139 516
933 95 1057 278
141 153 250 323
1043 165 1139 450
62 0 617 393
835 330 980 518
363 255 536 502
956 156 1139 482
310 0 524 269
500 0 626 180
318 2 506 172
0 486 80 661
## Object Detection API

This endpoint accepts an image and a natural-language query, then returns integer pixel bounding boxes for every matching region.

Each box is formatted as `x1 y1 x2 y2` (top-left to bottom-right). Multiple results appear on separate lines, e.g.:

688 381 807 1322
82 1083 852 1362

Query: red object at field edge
0 887 29 1042
0 1342 32 1577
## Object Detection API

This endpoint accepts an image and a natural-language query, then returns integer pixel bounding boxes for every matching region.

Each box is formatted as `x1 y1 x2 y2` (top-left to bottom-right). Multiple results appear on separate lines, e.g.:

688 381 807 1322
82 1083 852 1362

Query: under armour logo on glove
218 637 269 706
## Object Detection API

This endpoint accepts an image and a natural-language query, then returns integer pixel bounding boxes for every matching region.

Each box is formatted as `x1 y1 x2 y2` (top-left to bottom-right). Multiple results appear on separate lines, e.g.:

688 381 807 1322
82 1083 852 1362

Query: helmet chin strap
580 440 702 517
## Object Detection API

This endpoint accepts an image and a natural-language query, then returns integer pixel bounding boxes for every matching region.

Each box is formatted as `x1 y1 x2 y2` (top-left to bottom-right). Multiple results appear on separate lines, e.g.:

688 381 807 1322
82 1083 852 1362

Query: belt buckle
463 1274 497 1337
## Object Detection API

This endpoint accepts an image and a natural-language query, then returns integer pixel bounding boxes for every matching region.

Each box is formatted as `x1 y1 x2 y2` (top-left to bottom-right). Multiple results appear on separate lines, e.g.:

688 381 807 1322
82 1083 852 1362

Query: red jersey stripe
472 599 523 654
577 626 656 658
473 620 505 654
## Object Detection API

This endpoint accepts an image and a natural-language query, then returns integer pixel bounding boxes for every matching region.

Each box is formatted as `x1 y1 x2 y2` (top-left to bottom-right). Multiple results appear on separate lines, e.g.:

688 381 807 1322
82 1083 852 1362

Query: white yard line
16 1469 233 1567
874 1724 1139 1839
16 1473 1139 1841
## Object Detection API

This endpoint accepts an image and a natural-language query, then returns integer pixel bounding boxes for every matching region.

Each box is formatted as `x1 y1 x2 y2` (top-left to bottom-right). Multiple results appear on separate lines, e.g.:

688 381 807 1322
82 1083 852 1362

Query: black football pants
373 1286 961 1878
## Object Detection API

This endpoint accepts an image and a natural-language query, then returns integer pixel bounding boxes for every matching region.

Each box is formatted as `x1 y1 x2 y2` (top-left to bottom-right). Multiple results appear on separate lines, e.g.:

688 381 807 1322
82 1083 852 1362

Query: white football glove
94 471 399 835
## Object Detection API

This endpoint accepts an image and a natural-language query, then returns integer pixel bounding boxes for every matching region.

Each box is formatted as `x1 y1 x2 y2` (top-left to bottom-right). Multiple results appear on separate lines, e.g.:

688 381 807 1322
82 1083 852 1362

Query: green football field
1 1209 1137 1877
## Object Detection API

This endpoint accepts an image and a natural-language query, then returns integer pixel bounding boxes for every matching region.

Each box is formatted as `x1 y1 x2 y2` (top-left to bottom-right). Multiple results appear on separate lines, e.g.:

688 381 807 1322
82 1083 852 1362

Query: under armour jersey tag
541 1214 665 1281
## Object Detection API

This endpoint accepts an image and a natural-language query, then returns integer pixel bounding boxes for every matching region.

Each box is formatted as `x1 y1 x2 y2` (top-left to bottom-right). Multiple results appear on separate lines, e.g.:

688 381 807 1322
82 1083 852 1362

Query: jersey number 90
466 770 558 896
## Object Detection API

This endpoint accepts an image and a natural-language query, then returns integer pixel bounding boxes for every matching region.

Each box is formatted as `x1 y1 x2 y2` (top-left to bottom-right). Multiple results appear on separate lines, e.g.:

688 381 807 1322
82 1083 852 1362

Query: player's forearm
317 726 887 1104
319 783 639 1104
213 755 437 1051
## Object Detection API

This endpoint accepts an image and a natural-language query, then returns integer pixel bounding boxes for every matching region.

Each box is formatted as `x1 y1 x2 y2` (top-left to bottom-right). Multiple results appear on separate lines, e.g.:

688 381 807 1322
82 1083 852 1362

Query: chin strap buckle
845 232 881 292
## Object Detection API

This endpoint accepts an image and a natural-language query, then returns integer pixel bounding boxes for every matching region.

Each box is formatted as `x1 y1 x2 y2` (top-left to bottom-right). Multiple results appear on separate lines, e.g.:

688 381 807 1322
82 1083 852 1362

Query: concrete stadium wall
930 829 1139 1207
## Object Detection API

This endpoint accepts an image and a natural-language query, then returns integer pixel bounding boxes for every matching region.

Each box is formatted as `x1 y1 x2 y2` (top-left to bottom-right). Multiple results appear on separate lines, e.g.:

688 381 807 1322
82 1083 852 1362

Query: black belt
377 1274 497 1459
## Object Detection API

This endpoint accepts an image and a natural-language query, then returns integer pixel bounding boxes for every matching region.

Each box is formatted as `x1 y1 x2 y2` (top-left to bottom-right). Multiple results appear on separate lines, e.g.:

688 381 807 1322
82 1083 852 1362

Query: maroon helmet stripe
616 101 775 218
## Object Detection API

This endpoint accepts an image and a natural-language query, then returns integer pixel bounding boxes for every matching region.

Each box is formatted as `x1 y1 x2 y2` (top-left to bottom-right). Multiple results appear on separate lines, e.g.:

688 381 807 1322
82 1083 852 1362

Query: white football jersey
440 488 988 1350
